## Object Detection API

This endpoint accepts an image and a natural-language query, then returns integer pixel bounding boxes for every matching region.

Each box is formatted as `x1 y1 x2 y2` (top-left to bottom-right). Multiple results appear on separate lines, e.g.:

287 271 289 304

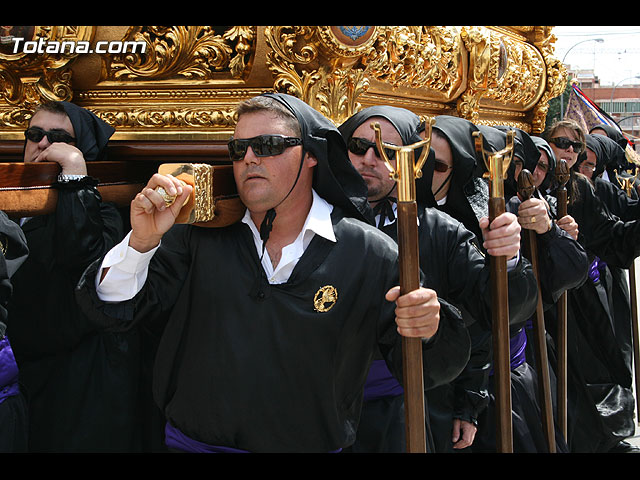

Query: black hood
262 93 371 222
585 133 627 179
589 123 629 150
531 136 557 192
60 101 115 162
432 115 480 195
338 105 435 206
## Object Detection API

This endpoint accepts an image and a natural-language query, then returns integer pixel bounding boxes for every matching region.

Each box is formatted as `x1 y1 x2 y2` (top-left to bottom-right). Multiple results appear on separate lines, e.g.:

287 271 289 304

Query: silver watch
57 173 88 183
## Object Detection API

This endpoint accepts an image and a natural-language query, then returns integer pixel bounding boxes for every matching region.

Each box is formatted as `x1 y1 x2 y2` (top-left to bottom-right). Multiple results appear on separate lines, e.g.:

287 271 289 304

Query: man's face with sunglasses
347 118 402 204
532 151 550 188
428 131 455 202
548 127 584 169
578 148 597 179
231 111 315 214
23 110 75 163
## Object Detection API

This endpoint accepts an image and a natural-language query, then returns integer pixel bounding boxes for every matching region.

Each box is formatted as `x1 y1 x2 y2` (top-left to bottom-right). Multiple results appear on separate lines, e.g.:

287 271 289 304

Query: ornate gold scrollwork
101 26 257 81
0 26 566 140
0 26 95 134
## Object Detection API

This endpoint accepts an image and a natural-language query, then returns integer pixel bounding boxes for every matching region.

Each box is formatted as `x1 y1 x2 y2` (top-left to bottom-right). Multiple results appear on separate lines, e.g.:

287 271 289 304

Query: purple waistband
165 422 249 453
0 336 19 405
490 328 527 376
165 422 342 453
588 256 606 283
363 359 404 401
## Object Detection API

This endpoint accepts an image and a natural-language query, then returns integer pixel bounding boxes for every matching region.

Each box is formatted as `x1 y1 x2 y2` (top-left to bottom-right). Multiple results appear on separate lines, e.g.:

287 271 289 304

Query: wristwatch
57 173 88 183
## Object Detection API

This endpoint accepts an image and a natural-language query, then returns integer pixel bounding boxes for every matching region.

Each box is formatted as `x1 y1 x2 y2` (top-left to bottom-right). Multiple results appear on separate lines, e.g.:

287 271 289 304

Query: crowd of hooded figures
0 94 639 453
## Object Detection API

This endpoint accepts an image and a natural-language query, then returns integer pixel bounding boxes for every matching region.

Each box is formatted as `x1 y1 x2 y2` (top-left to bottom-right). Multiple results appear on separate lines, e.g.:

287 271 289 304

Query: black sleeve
0 211 29 336
536 223 589 305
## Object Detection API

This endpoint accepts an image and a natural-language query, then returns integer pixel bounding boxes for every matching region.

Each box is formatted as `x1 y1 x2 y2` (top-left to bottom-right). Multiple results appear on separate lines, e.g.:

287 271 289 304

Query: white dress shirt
96 189 336 302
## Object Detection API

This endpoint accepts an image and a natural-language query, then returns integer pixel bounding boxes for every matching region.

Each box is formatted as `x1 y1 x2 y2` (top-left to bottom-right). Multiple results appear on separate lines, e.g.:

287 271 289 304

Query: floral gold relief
0 26 566 141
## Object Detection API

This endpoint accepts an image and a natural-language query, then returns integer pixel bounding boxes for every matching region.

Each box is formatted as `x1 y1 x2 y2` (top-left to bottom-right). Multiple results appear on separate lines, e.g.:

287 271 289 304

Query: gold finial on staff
473 129 515 199
371 117 434 202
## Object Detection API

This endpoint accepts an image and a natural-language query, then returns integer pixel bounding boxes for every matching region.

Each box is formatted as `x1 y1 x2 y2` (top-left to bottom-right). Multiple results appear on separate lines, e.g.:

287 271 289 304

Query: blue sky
552 26 640 86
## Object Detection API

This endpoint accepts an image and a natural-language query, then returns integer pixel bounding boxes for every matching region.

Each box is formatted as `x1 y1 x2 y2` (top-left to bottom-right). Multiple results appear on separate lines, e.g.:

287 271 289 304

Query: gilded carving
0 26 565 140
264 26 375 124
0 26 94 131
101 26 257 81
363 26 465 100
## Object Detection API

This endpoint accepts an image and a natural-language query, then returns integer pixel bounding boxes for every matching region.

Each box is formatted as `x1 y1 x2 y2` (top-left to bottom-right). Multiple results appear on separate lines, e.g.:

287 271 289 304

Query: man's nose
243 146 261 164
362 145 379 166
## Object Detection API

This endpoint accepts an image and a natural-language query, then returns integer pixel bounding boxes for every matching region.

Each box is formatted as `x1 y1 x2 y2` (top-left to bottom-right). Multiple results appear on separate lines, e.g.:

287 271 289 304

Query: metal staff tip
371 118 434 202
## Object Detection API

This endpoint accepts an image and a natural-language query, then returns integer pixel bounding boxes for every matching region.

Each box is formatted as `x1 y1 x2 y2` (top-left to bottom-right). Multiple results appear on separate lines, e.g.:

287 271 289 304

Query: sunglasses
24 126 75 144
433 159 452 173
348 137 397 161
228 135 303 162
549 136 584 153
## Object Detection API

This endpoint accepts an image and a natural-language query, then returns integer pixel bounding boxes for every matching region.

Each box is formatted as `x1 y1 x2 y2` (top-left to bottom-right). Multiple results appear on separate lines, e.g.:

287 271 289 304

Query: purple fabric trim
363 359 403 401
0 336 19 404
164 422 342 453
588 257 601 283
489 328 527 376
165 422 249 453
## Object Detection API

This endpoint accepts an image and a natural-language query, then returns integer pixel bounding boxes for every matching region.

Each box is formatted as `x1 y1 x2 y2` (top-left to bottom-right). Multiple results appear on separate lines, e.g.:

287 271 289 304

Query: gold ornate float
1 26 566 139
0 26 566 215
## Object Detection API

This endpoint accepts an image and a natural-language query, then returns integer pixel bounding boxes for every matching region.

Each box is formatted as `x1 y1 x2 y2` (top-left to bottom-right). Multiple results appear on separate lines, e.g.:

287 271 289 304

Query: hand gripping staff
372 118 434 453
554 159 570 441
473 129 515 453
517 169 556 453
616 172 640 425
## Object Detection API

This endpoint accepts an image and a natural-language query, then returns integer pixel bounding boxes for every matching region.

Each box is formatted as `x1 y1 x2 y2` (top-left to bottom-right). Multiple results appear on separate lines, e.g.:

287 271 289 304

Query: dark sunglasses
549 136 584 153
348 137 397 161
433 159 452 173
228 135 303 162
24 126 75 144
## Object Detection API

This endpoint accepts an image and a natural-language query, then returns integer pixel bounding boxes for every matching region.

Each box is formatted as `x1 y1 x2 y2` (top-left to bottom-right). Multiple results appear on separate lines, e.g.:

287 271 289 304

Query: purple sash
164 422 342 453
363 359 404 401
165 422 249 453
0 336 19 405
489 328 527 375
588 256 606 283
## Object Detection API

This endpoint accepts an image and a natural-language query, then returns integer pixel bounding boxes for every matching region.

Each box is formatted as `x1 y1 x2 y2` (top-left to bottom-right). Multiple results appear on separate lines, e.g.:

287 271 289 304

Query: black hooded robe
338 108 538 453
5 102 138 453
433 120 587 453
75 93 471 452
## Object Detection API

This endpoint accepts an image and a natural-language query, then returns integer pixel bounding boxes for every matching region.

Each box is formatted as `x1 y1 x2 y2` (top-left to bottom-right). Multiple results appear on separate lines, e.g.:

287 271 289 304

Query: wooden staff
517 169 557 453
554 159 570 440
617 174 640 425
373 119 433 453
474 130 515 453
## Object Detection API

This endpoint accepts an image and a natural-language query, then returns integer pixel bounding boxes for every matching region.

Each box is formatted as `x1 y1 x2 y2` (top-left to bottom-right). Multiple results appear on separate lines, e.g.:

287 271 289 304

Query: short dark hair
235 96 301 137
32 101 67 117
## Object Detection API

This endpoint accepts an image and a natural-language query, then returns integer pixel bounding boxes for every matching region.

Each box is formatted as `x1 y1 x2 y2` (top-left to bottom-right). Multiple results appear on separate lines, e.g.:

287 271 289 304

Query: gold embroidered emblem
314 285 338 313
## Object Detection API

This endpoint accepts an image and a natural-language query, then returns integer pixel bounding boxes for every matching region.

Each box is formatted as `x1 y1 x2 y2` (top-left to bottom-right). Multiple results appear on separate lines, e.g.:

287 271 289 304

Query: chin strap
372 184 398 228
433 170 453 198
258 149 306 262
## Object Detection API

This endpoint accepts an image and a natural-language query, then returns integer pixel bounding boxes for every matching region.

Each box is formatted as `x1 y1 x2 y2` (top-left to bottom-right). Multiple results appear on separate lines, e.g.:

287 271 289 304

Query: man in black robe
338 106 538 452
476 125 589 452
5 101 137 452
75 93 471 453
0 211 29 452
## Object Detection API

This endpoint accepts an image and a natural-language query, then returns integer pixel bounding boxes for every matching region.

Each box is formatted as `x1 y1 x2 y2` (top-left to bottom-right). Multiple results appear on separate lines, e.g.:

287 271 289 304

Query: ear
305 152 318 168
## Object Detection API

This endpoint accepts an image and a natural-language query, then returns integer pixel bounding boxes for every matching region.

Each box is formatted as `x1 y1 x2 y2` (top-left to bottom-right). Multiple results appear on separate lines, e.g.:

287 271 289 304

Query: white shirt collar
241 189 335 284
